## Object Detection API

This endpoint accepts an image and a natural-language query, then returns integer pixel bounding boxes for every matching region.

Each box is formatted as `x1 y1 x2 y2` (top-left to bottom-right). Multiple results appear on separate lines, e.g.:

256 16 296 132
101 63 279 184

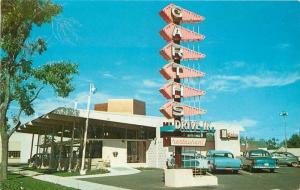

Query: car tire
249 166 255 173
233 170 238 174
291 162 298 167
269 169 275 173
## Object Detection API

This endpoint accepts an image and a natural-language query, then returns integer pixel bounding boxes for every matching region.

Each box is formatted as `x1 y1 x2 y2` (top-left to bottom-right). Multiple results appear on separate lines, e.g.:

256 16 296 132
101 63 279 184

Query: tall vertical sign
159 4 206 168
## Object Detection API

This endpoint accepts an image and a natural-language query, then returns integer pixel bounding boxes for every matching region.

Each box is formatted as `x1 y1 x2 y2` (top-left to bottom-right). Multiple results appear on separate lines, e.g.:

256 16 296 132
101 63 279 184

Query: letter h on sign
172 84 183 98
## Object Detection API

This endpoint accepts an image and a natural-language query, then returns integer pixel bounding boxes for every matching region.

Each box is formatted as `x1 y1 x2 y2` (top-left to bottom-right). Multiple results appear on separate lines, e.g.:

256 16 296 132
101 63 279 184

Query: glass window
8 151 21 159
127 141 146 163
87 141 102 158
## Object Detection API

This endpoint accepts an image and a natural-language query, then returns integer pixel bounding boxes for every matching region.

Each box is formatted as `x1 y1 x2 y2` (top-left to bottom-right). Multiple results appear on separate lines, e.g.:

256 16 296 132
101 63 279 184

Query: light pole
80 83 96 175
279 111 288 152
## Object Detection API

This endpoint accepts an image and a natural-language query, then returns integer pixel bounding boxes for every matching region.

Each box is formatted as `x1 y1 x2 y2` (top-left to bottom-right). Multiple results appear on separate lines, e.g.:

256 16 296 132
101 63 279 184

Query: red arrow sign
160 42 205 61
160 4 204 24
160 81 205 99
160 101 206 119
160 62 205 80
160 23 205 42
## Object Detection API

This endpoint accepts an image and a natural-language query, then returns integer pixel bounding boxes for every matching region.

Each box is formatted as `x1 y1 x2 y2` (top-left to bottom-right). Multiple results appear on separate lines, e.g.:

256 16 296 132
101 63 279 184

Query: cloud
207 72 300 92
121 75 133 80
218 118 257 128
114 60 124 66
143 79 162 88
275 43 290 49
32 91 116 117
224 61 246 69
137 89 155 95
102 72 116 79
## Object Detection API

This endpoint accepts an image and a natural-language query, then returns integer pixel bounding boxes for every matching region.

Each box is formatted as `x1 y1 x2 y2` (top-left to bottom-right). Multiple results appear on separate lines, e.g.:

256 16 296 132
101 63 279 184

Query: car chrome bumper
253 166 279 169
215 168 241 170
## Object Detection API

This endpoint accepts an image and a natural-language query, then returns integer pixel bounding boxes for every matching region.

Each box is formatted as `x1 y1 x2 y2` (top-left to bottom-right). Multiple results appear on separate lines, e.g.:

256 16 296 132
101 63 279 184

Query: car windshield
213 153 234 158
285 153 295 158
249 151 270 157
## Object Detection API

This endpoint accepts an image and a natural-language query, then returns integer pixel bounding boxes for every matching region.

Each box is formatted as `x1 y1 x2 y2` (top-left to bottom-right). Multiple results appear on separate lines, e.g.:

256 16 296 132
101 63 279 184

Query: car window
285 153 295 158
249 151 270 157
213 153 234 158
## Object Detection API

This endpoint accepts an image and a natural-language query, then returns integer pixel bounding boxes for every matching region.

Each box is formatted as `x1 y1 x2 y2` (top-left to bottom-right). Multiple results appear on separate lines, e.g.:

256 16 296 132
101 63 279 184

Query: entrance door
127 141 146 163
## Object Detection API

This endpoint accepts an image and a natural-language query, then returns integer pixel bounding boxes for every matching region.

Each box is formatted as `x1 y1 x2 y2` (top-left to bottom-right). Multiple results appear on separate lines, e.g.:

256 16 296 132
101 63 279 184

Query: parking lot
82 167 300 190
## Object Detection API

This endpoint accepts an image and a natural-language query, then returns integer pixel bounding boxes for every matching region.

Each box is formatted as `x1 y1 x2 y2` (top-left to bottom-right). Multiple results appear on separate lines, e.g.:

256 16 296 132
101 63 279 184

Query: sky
15 1 300 140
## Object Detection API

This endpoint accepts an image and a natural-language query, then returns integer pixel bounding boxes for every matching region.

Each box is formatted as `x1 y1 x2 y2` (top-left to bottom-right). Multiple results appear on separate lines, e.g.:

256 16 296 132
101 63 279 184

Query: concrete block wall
102 139 127 167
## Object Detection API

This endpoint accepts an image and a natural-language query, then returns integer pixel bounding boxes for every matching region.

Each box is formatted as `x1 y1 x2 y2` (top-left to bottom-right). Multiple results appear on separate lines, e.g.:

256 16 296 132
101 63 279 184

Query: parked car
206 150 241 174
241 149 278 173
271 152 299 167
166 150 209 174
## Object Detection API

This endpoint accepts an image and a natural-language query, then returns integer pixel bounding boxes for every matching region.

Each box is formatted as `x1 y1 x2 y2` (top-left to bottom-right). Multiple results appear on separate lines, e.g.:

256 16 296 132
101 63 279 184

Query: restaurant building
12 99 243 170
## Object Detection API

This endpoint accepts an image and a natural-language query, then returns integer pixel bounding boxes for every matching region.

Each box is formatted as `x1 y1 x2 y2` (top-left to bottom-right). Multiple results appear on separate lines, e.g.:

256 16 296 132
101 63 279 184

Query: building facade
11 99 243 170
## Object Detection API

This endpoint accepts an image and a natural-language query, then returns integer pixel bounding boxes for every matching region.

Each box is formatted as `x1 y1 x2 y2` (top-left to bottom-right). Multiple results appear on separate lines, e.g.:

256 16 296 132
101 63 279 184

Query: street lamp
279 111 288 152
80 83 96 175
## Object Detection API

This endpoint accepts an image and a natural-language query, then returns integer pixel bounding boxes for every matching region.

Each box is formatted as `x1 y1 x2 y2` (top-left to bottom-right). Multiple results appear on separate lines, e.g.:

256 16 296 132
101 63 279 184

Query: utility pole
80 83 96 175
279 111 288 152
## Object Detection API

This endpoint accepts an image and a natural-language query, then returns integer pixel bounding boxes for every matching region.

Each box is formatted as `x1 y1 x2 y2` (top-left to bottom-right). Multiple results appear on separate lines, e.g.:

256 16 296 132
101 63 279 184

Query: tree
0 0 78 180
287 134 300 148
266 138 279 150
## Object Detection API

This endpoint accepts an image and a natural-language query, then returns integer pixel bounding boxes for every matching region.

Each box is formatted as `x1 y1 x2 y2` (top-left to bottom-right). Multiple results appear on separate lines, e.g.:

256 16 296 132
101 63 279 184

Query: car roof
273 152 295 155
248 149 269 154
208 150 233 154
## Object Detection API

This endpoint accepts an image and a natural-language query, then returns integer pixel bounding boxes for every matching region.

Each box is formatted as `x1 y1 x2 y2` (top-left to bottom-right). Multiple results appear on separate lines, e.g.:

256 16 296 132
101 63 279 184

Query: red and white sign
170 137 206 147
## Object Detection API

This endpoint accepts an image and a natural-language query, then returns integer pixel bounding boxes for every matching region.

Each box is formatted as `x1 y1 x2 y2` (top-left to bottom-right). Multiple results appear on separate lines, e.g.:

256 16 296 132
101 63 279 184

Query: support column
30 134 35 159
49 129 55 169
57 126 64 171
40 132 46 169
68 121 75 172
36 133 40 154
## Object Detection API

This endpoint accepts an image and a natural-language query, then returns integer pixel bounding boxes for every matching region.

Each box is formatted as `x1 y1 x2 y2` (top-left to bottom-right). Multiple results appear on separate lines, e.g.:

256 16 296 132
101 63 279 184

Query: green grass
21 167 109 177
0 172 77 190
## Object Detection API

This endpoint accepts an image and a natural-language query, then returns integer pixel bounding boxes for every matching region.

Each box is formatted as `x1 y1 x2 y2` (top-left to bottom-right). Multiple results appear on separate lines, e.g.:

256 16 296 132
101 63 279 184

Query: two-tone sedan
271 152 299 167
206 150 241 174
242 149 279 173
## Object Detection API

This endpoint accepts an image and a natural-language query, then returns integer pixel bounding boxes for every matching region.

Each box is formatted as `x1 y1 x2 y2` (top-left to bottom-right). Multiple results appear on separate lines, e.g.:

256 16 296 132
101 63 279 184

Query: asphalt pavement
82 167 300 190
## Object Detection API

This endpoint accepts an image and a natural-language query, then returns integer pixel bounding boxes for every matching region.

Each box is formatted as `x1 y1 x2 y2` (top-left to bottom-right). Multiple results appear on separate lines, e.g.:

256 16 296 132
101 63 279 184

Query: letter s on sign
173 105 184 117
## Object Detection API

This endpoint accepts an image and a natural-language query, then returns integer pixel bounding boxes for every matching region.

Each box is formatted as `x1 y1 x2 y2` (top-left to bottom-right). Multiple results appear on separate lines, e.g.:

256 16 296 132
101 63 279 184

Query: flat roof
17 107 166 136
17 107 244 136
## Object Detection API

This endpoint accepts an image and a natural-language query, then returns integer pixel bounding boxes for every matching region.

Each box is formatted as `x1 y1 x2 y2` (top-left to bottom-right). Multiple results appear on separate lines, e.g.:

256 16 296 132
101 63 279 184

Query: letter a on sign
172 25 182 41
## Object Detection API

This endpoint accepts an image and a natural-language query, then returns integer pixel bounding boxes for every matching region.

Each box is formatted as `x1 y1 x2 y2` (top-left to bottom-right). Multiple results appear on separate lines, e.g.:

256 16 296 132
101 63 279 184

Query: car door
274 153 286 165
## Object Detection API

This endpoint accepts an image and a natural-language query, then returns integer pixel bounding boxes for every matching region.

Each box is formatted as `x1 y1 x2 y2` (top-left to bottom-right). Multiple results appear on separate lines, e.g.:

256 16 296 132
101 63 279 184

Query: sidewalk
70 166 140 179
10 166 134 190
33 174 130 190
